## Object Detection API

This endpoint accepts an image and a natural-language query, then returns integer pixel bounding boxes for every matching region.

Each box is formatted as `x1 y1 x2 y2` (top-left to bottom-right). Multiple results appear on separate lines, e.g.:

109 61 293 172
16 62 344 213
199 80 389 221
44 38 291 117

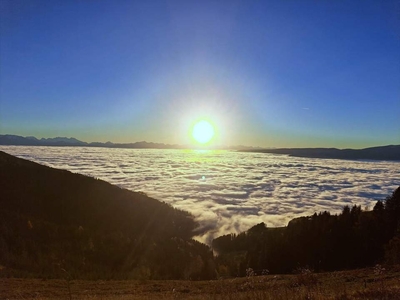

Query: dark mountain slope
0 151 215 280
212 187 400 276
242 145 400 160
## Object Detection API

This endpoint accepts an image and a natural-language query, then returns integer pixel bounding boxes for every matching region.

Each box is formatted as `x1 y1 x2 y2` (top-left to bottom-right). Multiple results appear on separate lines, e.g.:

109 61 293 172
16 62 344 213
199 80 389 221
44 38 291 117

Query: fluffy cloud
2 146 399 244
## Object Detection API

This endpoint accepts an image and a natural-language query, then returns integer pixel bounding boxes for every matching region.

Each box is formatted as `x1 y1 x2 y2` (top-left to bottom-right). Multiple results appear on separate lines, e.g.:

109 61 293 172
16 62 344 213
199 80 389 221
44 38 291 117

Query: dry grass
1 265 400 300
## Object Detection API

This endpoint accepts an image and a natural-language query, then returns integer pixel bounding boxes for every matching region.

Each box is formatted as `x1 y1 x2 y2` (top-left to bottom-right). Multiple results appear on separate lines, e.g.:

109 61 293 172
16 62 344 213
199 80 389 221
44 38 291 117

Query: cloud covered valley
2 146 399 244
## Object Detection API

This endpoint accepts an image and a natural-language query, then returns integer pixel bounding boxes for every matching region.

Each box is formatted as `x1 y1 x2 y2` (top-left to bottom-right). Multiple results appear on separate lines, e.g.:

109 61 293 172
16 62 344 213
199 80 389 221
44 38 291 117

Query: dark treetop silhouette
213 187 400 277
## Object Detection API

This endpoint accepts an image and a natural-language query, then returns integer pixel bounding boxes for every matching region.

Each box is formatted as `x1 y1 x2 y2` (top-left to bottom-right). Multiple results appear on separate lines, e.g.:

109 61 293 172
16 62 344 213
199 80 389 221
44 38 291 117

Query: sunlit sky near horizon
1 0 399 148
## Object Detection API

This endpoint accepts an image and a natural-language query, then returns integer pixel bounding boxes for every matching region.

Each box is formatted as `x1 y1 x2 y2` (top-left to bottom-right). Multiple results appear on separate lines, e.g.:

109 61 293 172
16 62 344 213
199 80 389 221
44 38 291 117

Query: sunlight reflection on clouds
2 146 399 244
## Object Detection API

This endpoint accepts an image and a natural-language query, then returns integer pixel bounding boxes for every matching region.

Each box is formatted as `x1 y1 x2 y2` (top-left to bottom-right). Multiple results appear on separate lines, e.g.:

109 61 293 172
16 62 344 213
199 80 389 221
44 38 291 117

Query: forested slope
213 187 400 277
0 151 215 280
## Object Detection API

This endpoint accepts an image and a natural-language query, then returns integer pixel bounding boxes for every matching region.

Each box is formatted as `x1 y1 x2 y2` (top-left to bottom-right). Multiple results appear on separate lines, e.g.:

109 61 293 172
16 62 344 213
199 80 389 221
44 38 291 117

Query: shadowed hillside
242 145 400 161
213 186 400 277
0 151 216 280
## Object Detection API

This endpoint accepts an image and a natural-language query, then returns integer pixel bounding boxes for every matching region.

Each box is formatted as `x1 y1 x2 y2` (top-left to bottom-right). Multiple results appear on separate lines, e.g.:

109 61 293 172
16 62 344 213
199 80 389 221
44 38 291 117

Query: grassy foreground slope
0 151 215 280
1 266 400 299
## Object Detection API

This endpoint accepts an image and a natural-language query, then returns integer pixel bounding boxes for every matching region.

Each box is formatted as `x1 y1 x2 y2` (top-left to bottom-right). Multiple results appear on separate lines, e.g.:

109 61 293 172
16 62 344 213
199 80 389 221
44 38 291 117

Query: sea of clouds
2 146 399 244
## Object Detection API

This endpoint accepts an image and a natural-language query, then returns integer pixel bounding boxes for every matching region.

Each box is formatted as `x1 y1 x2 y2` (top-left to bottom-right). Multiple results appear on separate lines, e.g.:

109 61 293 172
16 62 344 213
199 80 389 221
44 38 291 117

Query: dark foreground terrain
0 150 215 280
1 266 400 299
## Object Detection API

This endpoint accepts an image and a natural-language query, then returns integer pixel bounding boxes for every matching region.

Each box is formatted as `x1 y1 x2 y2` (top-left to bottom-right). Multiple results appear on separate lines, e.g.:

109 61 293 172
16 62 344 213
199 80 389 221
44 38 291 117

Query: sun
191 120 215 144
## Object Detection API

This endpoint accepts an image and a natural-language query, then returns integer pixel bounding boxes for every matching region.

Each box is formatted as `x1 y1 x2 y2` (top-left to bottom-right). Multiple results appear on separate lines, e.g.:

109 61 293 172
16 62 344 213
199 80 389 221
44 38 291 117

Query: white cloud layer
2 146 399 244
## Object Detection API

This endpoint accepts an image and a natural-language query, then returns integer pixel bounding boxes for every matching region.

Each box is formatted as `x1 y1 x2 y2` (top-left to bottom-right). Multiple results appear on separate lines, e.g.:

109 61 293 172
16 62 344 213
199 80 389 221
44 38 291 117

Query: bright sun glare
192 120 215 144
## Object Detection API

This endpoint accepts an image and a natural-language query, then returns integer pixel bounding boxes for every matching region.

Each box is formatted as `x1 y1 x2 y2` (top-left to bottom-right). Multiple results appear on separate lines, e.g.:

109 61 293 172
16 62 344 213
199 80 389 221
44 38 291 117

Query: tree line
212 186 400 277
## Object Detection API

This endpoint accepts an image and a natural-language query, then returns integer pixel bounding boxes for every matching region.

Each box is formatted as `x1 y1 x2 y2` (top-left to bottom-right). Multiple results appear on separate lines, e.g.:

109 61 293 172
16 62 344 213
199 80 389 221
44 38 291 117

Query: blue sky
1 0 399 148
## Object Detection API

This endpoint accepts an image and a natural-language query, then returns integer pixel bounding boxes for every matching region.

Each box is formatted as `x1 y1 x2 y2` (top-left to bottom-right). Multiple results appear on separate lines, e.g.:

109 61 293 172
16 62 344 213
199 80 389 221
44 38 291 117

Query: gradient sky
1 0 399 148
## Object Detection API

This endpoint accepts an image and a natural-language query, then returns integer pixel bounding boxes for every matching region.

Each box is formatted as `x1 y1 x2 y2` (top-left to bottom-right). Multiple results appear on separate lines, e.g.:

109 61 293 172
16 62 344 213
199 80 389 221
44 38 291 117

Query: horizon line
0 133 398 151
